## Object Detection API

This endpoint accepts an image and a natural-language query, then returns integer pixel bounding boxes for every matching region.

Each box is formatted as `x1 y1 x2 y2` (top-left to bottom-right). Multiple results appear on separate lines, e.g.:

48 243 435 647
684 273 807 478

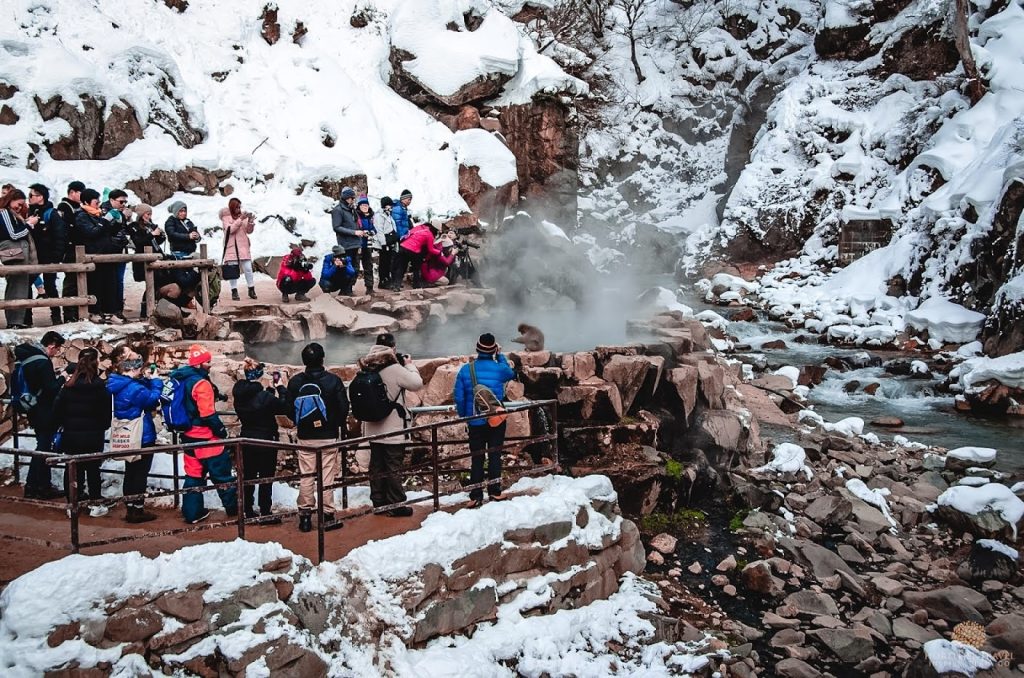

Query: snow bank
904 297 986 344
976 539 1019 561
936 484 1024 539
956 351 1024 391
922 640 994 676
753 443 813 479
450 129 517 187
947 447 997 464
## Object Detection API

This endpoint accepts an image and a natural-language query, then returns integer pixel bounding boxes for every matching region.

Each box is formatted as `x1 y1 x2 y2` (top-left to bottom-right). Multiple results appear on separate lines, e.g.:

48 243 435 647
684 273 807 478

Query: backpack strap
469 359 478 388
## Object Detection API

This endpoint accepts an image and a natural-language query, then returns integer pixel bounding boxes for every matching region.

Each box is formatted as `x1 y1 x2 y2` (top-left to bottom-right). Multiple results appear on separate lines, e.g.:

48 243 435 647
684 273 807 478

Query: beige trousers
296 438 340 513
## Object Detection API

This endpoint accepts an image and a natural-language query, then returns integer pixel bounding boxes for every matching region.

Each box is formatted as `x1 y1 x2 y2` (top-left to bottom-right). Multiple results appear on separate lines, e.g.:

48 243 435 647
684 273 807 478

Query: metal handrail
0 399 559 564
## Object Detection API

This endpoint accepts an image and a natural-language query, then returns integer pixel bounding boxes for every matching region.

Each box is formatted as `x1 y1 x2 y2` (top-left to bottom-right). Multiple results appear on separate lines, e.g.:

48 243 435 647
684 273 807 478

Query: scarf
81 203 102 217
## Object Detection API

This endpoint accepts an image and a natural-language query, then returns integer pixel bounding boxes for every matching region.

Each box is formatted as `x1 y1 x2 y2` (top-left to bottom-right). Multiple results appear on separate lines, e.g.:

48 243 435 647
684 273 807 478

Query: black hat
476 333 498 354
301 342 325 367
400 189 412 200
380 196 393 208
68 180 86 194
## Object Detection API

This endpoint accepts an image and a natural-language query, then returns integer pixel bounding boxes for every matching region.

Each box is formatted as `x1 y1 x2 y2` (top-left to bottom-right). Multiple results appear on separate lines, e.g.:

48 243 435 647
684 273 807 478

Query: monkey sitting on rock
512 323 545 352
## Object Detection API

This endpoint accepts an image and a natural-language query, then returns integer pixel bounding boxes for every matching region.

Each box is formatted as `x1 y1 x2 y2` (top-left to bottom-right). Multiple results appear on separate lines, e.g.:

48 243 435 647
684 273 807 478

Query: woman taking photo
0 188 39 329
107 346 164 523
220 198 257 301
54 348 111 516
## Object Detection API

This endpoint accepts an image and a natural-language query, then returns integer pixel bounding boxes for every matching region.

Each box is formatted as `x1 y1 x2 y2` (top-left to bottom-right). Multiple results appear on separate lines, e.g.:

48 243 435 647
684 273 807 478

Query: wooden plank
75 246 89 320
143 247 156 318
80 253 162 264
0 263 95 275
199 244 211 314
0 296 96 310
147 259 217 270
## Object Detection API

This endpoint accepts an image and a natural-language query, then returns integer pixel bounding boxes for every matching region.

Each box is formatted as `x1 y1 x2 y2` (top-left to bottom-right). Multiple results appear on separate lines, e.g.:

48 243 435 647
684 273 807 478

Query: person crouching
277 246 315 302
232 359 290 522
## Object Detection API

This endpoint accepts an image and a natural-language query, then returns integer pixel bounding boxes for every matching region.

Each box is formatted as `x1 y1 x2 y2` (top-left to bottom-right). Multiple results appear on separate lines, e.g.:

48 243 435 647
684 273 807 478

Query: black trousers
392 248 424 289
64 458 102 502
378 246 396 286
369 442 406 508
279 277 315 295
123 449 153 508
242 443 277 515
26 416 55 491
468 422 507 501
87 263 121 314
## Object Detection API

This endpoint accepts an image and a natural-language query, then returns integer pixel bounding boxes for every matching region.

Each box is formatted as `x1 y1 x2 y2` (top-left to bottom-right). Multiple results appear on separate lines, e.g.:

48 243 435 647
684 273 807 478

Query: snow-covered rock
905 298 986 345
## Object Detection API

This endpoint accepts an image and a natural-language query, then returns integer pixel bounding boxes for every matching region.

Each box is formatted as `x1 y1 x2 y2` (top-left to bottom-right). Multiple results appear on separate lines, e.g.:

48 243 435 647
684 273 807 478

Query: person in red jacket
277 246 316 302
389 219 442 291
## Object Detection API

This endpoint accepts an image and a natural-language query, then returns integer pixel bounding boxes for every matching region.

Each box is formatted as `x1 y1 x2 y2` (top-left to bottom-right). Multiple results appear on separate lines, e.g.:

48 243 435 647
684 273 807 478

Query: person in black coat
14 331 66 498
232 359 291 521
54 348 112 515
75 189 121 321
57 181 85 322
26 184 67 324
164 200 201 257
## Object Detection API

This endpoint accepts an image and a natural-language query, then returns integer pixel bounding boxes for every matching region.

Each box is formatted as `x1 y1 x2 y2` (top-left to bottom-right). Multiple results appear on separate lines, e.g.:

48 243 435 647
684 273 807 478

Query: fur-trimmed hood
359 344 398 371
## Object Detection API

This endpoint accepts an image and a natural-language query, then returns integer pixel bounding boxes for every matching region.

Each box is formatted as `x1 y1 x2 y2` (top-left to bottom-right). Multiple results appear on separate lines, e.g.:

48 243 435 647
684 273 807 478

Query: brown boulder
739 560 785 597
105 606 163 642
37 94 143 160
557 378 623 421
455 105 481 130
602 354 663 413
561 352 596 381
421 363 462 406
667 366 699 425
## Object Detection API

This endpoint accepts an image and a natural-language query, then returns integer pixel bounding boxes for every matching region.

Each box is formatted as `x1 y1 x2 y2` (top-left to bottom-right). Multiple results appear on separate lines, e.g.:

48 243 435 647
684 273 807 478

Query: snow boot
298 511 312 532
295 292 310 302
231 288 240 301
126 506 157 523
248 287 257 300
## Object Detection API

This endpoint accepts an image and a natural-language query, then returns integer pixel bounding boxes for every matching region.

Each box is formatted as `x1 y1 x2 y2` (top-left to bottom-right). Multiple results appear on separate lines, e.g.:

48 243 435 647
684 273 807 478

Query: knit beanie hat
400 189 412 200
476 333 498 355
380 196 393 209
135 203 154 218
357 195 369 206
340 186 356 200
187 344 212 367
168 200 187 215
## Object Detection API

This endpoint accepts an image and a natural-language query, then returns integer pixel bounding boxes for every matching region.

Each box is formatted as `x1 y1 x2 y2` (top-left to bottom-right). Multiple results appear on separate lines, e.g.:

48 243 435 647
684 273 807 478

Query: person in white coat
372 197 399 289
358 336 423 516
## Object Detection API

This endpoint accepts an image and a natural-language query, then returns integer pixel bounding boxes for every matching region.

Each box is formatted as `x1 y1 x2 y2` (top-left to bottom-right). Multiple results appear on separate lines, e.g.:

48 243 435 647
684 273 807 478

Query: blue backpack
294 381 329 438
161 377 194 432
11 355 48 414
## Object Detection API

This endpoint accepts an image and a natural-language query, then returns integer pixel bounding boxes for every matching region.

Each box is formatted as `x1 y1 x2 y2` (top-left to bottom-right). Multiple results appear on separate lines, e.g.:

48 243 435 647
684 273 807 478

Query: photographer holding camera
232 358 290 521
276 245 316 302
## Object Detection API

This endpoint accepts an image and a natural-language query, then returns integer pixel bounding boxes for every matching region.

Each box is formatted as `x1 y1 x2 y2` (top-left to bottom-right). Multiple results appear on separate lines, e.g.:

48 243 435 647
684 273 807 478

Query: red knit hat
187 344 212 367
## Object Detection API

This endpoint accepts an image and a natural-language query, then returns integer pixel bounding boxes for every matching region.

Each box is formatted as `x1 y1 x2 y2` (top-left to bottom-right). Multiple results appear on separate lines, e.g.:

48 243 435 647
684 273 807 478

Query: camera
299 260 314 271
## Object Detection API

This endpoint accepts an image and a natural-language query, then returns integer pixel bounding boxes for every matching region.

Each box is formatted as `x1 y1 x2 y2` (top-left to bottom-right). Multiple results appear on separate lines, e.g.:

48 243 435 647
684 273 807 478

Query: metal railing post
315 446 325 565
11 408 20 485
172 433 181 509
340 441 348 510
431 425 440 511
68 458 80 554
234 441 245 540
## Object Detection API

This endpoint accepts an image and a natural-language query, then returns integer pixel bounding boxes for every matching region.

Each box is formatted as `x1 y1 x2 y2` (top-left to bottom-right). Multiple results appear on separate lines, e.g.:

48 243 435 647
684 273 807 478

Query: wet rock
902 585 992 623
863 382 881 396
956 541 1019 583
872 416 904 428
762 339 787 350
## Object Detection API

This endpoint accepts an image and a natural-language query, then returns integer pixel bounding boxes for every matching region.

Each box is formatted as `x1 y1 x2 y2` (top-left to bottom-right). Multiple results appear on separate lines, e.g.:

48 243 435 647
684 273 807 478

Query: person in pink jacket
420 236 456 285
390 219 442 291
220 198 256 301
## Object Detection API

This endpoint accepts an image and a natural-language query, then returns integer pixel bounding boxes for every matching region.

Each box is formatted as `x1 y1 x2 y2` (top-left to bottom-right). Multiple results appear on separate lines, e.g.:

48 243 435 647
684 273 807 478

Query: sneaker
188 510 211 524
89 504 109 518
387 506 414 517
295 293 310 302
298 512 312 532
231 289 240 301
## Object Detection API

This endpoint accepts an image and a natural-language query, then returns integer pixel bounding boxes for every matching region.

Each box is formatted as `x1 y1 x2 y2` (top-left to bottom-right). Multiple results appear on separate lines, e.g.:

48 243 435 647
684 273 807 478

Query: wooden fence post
143 247 156 318
75 246 89 320
199 244 211 314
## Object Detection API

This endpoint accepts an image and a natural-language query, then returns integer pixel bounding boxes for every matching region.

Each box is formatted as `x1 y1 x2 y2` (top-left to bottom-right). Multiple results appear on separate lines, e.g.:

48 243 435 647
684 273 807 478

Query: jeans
468 422 507 501
26 417 55 491
369 443 406 508
123 448 153 508
180 447 237 522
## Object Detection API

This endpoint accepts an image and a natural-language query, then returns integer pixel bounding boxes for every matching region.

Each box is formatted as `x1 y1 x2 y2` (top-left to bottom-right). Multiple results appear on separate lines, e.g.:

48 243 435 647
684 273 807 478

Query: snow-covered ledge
0 475 646 676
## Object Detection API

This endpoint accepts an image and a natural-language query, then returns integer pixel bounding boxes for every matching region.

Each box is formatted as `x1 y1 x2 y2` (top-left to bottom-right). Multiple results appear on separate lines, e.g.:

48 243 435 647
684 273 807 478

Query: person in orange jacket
170 344 238 524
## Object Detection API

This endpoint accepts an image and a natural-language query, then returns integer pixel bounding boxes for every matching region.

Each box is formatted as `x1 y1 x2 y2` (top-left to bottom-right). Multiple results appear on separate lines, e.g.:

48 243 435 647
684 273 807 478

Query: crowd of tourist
0 180 475 328
13 331 517 531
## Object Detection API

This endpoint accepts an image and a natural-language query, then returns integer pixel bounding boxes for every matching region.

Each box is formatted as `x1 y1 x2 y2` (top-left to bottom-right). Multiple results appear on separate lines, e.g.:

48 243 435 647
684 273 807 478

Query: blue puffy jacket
107 373 164 445
454 354 516 426
391 202 411 239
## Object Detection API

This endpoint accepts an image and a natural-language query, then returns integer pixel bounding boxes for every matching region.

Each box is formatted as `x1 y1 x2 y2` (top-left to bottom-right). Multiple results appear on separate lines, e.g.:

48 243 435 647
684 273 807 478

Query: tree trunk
953 0 985 105
629 33 645 83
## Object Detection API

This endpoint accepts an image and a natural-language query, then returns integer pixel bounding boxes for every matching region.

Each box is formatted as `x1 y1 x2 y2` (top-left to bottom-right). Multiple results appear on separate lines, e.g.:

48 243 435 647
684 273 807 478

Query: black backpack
349 368 403 422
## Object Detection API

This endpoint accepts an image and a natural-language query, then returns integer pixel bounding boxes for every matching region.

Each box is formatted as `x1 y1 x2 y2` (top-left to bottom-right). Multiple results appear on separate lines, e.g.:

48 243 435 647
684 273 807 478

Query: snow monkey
512 323 545 352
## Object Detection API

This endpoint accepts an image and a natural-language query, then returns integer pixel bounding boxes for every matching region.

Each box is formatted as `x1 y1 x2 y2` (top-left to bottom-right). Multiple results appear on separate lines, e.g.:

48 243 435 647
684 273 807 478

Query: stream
250 279 1024 473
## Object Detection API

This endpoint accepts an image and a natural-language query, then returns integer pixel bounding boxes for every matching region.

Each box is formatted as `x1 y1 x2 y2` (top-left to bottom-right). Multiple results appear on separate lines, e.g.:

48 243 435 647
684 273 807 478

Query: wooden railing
0 243 218 320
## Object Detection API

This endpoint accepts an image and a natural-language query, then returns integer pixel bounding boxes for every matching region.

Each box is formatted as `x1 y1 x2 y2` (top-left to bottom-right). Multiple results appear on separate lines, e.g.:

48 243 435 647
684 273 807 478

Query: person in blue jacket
453 333 516 507
391 189 412 240
107 346 165 523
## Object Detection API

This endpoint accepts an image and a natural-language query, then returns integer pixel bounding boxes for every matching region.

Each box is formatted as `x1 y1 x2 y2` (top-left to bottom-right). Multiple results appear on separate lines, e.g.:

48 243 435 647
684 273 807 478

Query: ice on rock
753 443 814 479
905 298 986 345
